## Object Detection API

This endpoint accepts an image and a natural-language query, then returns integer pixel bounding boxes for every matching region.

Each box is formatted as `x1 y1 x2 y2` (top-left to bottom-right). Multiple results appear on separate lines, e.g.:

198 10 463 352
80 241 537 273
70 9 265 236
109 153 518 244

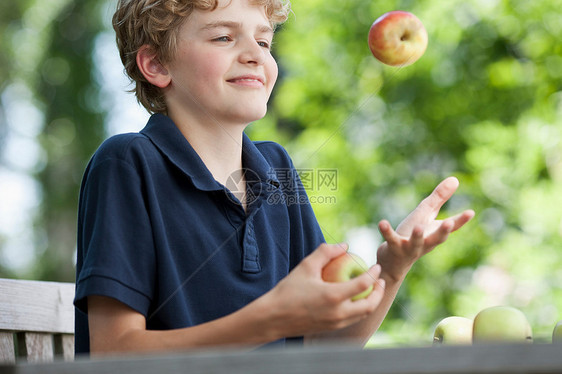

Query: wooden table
2 343 562 374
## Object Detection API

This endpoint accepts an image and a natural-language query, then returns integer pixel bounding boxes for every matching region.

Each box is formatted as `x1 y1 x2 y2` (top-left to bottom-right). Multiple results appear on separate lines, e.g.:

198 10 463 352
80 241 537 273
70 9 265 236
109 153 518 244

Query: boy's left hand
376 177 475 282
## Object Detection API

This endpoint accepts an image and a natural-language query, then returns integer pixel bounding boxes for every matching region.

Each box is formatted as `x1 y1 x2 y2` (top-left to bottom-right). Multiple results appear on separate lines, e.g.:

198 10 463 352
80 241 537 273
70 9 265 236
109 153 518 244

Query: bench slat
18 332 54 363
0 279 74 334
54 334 74 361
0 332 16 364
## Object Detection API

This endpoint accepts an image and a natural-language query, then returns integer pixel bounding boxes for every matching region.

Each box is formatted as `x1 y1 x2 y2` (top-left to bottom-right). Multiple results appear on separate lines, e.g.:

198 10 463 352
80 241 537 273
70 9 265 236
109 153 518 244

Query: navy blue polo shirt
74 113 325 354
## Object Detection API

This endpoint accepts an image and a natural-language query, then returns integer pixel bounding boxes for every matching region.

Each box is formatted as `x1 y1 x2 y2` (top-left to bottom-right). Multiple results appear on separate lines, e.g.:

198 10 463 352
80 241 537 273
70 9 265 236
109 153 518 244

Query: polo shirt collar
241 135 280 191
140 113 279 193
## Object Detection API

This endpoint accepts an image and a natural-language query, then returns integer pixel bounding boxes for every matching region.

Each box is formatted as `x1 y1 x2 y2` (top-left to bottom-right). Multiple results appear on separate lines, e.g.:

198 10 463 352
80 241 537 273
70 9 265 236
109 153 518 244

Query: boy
74 0 474 355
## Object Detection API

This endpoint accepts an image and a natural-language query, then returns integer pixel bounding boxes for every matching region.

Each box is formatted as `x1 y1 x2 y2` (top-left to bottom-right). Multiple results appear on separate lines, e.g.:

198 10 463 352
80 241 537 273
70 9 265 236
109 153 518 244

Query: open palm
376 177 475 280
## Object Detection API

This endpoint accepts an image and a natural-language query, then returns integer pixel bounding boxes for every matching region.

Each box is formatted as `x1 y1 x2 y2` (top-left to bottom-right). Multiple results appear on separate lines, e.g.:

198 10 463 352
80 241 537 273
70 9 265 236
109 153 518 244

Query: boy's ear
136 45 171 88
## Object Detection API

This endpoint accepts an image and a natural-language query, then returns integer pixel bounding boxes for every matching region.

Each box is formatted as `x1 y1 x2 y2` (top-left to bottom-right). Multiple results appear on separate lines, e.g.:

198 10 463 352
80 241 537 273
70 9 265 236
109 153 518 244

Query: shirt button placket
241 217 260 273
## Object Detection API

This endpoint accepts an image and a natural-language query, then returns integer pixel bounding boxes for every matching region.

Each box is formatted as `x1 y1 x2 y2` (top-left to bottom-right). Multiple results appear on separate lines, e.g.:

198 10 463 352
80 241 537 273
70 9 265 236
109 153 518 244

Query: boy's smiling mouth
226 74 265 86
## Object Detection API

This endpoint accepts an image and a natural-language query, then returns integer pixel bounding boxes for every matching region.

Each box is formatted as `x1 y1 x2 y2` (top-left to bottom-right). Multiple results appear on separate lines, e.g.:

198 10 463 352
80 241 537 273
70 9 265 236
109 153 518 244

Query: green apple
473 306 532 344
433 316 473 345
553 321 562 343
368 11 428 67
322 252 373 301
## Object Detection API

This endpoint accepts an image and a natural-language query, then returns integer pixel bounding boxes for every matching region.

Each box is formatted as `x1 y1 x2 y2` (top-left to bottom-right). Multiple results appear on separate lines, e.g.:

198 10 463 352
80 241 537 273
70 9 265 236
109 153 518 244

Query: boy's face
163 0 278 127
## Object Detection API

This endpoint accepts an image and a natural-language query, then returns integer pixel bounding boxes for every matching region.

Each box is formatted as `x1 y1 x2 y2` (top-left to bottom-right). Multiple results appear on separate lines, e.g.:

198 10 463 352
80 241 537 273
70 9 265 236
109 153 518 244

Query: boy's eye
257 41 271 49
213 36 231 42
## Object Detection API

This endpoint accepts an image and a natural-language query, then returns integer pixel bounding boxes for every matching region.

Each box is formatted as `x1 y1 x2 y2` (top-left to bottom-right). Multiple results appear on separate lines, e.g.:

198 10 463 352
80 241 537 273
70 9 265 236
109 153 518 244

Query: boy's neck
170 113 246 186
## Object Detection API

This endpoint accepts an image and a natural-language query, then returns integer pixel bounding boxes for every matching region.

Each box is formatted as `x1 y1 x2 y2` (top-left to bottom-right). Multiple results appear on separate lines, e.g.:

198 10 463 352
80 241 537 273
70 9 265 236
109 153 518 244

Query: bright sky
0 83 45 271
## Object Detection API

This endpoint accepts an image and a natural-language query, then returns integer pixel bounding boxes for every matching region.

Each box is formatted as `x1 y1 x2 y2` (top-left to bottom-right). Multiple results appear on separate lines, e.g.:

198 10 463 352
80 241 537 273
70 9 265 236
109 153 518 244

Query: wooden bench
0 278 75 364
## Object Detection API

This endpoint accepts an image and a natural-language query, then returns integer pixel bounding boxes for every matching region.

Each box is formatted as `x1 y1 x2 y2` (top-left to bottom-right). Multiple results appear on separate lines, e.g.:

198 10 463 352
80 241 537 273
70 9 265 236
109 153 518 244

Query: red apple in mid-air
322 252 373 301
368 10 428 67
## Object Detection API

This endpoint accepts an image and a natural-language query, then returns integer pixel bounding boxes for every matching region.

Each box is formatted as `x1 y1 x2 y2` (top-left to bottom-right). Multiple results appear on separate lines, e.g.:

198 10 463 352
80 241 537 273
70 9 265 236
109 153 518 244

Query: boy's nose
238 40 266 65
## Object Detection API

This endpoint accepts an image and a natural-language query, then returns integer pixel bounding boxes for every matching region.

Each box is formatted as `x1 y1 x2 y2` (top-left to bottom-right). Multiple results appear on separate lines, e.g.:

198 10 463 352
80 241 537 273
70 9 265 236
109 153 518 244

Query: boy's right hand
256 243 385 340
87 243 385 354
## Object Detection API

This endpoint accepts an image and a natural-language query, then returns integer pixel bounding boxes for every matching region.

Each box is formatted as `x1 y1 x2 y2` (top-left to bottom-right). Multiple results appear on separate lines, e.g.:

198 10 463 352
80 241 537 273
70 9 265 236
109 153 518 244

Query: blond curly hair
113 0 290 114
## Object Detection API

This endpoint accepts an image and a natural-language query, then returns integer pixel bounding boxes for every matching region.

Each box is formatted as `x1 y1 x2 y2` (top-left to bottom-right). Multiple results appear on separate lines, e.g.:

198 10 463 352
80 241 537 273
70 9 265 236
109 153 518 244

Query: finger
306 242 349 268
330 264 381 302
360 277 386 302
349 264 381 297
410 224 424 249
343 277 386 318
366 277 386 305
329 313 367 331
420 177 459 213
424 219 454 248
364 263 382 283
449 209 475 232
378 220 402 247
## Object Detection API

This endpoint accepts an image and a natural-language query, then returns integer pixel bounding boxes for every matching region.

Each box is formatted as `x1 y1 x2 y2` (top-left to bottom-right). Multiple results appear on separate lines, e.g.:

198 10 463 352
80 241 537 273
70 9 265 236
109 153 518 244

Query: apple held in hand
433 316 473 345
553 321 562 344
322 252 373 301
368 10 428 67
473 306 533 344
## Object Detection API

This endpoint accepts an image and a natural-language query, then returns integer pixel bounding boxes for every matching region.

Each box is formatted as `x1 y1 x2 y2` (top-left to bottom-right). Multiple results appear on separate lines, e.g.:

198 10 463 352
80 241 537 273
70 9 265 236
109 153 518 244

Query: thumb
423 176 459 212
306 242 349 268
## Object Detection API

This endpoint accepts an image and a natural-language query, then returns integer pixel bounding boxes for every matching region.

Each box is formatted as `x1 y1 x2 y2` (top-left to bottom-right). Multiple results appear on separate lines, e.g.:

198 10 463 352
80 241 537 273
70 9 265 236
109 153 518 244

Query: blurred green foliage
252 0 562 345
1 0 561 346
36 0 106 281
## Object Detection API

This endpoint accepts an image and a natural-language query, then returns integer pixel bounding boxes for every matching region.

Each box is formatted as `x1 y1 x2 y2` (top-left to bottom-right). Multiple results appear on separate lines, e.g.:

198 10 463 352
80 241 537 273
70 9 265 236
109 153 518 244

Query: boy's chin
237 106 268 125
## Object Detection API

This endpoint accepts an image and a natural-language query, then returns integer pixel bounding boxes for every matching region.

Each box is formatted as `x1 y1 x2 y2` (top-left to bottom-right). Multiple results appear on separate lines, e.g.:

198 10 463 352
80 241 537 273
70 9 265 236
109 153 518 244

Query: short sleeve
75 156 156 317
